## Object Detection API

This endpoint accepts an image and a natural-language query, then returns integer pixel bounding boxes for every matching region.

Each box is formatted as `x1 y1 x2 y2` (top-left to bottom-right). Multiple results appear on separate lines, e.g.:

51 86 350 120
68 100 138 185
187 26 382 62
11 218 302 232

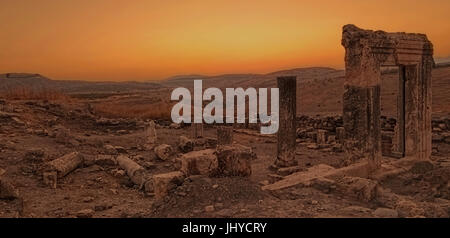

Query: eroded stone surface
153 171 185 200
275 76 297 168
179 149 218 176
213 144 255 177
342 25 433 170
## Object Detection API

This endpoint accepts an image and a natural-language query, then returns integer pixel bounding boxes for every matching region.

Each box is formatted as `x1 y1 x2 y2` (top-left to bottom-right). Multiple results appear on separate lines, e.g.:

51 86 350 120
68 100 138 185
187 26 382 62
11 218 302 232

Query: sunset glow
1 0 449 81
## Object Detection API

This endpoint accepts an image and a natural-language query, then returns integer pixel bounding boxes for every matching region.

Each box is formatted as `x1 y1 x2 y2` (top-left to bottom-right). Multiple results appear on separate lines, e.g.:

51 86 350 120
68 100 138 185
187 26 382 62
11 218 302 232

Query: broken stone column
46 152 84 178
145 120 157 145
178 136 194 153
116 155 148 187
317 129 328 144
275 76 297 168
217 126 233 145
153 171 185 200
179 149 218 176
336 127 345 145
191 123 204 139
43 171 57 189
154 144 173 161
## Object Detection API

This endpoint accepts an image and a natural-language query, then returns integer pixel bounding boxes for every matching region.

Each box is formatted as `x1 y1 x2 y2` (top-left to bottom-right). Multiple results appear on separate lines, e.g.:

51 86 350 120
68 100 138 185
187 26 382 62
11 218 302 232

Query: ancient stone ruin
191 122 204 139
341 24 434 171
275 76 297 168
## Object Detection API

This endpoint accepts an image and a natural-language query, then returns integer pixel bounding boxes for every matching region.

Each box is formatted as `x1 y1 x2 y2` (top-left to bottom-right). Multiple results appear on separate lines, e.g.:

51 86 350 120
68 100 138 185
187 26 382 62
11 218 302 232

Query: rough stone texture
262 164 336 191
46 152 84 178
217 126 233 145
317 129 328 144
54 125 71 144
336 176 378 202
336 127 345 144
178 136 194 153
395 199 425 217
0 178 19 199
194 137 218 148
275 76 297 167
342 24 433 171
213 144 254 177
410 160 434 174
179 149 218 176
191 123 204 139
327 135 336 144
277 166 303 176
95 154 117 166
43 171 57 189
116 155 148 187
154 144 172 161
153 171 185 200
104 144 118 155
145 120 157 145
76 209 94 218
373 208 398 218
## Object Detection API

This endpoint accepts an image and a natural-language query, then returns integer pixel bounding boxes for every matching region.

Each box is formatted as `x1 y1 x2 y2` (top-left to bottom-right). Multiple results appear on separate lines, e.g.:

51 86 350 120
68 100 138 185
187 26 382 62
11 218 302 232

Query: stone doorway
341 25 434 171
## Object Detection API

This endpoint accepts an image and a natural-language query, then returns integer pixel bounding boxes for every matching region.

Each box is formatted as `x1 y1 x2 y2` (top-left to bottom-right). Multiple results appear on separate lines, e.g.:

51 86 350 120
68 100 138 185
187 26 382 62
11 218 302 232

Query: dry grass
93 101 173 120
1 87 72 102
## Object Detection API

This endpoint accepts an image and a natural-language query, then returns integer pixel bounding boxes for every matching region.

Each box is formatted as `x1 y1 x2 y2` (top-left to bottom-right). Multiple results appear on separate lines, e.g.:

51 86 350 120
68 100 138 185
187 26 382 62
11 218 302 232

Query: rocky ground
0 99 449 218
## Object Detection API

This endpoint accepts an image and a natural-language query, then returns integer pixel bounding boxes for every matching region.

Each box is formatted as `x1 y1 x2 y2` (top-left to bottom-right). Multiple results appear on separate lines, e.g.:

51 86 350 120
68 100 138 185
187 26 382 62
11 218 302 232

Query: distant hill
2 63 449 117
161 67 345 89
0 73 162 93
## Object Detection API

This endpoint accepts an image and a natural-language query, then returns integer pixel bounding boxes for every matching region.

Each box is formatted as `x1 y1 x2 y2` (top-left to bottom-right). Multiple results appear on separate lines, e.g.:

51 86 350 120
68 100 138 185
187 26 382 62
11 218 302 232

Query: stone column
146 120 157 145
317 129 327 144
404 56 433 160
217 126 233 145
191 123 204 139
394 66 406 157
275 76 297 167
342 27 382 171
336 127 345 145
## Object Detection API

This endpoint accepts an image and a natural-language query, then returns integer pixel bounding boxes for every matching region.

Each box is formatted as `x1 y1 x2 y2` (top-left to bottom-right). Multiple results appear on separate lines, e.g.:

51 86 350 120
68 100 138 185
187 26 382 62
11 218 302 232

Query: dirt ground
0 99 449 218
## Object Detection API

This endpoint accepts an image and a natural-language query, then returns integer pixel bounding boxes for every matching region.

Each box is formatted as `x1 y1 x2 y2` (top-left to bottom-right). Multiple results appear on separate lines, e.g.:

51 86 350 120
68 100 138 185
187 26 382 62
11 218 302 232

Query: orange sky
1 0 449 81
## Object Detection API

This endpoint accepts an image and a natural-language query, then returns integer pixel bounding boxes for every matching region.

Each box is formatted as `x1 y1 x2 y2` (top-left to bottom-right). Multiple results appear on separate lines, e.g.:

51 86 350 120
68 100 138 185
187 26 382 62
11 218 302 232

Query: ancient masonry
191 122 204 139
275 76 298 167
146 120 157 145
341 24 433 171
217 126 233 145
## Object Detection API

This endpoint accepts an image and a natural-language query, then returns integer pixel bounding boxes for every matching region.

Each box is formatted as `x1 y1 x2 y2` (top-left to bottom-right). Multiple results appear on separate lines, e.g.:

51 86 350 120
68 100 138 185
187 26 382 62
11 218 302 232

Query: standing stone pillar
317 129 328 144
217 126 233 145
336 127 345 145
146 120 157 145
275 76 297 167
405 55 433 160
342 26 382 172
191 123 204 139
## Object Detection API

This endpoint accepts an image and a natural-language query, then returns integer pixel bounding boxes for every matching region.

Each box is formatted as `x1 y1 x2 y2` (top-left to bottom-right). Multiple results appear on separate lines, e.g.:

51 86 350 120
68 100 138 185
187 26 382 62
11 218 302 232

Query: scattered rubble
154 144 172 161
178 136 194 153
179 149 217 176
153 171 185 200
116 155 148 187
0 178 19 199
45 152 84 178
213 144 254 177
